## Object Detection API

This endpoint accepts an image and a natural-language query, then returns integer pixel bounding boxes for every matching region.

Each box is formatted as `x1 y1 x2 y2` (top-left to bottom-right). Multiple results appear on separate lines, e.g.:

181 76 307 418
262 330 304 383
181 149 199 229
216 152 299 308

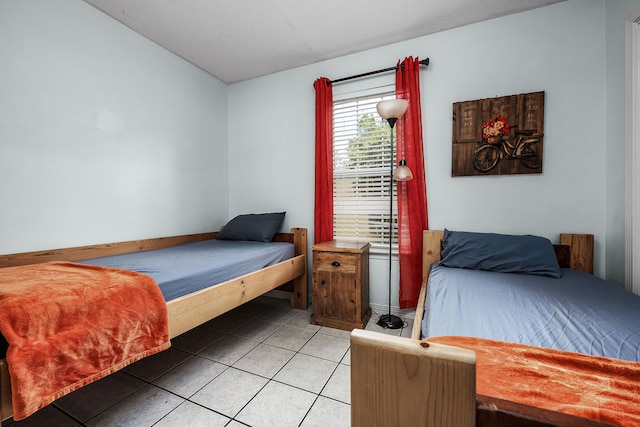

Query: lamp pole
375 99 410 329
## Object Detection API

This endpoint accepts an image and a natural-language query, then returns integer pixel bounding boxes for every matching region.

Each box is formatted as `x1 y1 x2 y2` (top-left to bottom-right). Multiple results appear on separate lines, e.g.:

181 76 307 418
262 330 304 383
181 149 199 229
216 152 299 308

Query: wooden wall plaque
452 91 545 177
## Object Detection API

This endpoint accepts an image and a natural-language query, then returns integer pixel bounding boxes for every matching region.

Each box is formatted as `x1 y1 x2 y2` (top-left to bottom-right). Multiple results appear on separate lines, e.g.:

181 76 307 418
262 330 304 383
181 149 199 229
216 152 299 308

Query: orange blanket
0 261 170 420
428 336 640 427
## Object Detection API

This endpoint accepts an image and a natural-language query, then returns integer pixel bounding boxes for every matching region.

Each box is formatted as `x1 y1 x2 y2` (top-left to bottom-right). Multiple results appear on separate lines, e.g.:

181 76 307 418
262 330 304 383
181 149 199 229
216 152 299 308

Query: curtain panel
396 57 429 308
313 77 334 244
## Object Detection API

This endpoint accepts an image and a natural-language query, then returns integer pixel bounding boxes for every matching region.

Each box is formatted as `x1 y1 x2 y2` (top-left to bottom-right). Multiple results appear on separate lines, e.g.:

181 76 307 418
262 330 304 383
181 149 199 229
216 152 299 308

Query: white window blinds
333 91 397 250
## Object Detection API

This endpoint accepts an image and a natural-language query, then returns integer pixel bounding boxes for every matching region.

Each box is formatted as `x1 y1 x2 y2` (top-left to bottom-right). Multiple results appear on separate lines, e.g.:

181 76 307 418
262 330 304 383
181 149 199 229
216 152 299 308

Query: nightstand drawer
313 252 357 274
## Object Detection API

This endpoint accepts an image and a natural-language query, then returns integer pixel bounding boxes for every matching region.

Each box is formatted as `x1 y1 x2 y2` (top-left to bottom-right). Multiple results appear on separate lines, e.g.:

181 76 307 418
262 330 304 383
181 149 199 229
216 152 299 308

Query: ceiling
83 0 565 84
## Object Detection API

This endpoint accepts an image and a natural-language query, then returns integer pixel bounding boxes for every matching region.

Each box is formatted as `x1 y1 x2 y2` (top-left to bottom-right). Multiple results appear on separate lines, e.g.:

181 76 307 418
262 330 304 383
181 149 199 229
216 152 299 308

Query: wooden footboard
351 331 618 427
351 329 476 427
475 395 618 427
0 227 308 421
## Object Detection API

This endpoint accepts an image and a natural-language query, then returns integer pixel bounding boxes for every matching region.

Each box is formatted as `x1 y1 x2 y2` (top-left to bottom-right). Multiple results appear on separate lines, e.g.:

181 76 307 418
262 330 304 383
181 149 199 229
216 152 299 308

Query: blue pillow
440 229 562 278
216 212 286 243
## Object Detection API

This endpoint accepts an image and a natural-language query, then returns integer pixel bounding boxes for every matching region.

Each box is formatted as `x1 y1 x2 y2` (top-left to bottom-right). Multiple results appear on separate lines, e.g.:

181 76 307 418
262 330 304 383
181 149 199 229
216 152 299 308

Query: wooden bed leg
290 227 308 309
0 359 11 421
351 330 476 427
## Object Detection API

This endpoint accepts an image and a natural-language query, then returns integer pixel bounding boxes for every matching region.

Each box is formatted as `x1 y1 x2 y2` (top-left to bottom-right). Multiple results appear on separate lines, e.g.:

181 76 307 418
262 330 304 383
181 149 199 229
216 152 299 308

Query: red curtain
313 77 334 244
396 57 429 308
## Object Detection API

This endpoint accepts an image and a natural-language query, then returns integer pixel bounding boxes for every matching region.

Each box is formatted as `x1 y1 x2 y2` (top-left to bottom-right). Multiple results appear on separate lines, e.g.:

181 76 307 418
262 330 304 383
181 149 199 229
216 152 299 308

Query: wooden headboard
421 230 594 283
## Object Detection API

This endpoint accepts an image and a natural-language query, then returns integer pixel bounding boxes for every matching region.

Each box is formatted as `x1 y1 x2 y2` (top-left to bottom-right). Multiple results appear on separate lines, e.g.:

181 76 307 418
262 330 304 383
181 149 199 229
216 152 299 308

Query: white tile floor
2 296 414 427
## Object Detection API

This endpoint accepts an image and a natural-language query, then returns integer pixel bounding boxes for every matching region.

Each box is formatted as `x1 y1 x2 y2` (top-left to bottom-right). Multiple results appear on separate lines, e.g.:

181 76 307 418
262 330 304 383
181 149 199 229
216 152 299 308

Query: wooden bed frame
350 230 621 427
0 227 308 422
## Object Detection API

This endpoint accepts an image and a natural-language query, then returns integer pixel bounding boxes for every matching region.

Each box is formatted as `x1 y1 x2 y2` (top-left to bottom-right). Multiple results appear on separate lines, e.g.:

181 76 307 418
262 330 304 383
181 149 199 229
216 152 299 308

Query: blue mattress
422 263 640 362
80 239 295 301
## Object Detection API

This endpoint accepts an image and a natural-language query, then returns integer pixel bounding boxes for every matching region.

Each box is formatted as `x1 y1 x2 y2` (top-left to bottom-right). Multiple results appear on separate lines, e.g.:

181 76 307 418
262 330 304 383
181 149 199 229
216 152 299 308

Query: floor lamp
375 98 412 329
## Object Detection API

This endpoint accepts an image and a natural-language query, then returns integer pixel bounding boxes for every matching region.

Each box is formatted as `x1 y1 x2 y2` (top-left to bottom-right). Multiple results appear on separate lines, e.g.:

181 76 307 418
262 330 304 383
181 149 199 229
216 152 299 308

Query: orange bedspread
0 261 170 420
428 336 640 427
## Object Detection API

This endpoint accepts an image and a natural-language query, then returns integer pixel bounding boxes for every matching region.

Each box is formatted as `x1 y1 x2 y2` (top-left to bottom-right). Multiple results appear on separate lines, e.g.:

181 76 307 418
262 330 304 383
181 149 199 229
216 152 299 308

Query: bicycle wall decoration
451 91 544 177
474 115 540 173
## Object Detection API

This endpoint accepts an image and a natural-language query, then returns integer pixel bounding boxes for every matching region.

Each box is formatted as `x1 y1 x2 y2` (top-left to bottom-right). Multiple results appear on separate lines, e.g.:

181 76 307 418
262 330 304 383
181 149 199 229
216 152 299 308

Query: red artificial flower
481 114 511 139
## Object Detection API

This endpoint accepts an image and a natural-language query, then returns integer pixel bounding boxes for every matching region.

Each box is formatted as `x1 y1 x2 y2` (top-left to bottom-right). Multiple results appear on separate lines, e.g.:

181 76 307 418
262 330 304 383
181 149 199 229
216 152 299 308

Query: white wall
2 0 637 312
0 0 229 254
228 0 636 311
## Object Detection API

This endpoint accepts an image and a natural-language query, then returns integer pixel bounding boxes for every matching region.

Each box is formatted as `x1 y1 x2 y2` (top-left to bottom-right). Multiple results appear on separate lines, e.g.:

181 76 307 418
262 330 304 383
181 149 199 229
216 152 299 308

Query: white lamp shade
393 160 414 181
376 99 409 120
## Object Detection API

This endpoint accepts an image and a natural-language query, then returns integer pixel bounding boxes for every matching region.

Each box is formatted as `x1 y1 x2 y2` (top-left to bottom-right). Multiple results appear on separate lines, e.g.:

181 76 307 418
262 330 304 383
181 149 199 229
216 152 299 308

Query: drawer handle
331 261 341 267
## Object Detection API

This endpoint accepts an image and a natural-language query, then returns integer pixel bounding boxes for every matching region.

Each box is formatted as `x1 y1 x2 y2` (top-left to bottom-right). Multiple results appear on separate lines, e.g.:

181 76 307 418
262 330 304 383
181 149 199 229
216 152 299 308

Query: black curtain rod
328 57 429 86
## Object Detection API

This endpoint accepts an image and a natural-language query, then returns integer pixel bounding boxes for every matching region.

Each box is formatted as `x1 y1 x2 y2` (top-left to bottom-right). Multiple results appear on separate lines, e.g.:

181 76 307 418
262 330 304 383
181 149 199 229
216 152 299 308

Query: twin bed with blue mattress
0 216 307 421
351 229 640 427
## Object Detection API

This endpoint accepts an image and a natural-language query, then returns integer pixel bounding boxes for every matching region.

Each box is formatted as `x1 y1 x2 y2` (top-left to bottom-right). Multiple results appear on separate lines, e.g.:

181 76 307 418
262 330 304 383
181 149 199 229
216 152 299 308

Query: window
333 90 398 252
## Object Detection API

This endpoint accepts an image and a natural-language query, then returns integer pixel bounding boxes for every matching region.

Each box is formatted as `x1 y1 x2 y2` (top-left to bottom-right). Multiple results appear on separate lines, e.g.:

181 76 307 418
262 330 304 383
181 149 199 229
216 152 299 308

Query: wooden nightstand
310 240 371 331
